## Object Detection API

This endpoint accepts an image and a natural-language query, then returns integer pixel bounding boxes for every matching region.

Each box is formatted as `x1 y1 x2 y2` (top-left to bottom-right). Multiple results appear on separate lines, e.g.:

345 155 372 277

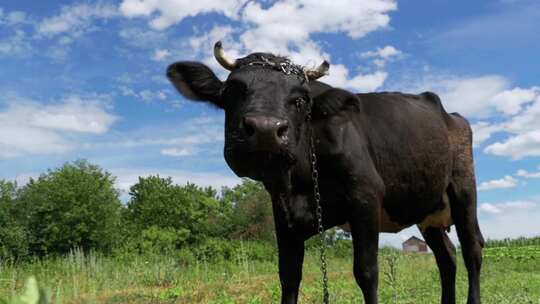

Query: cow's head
167 41 329 182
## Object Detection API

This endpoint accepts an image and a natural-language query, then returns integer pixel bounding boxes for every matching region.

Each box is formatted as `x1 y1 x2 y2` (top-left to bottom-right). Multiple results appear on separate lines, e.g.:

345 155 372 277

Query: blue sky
0 0 539 245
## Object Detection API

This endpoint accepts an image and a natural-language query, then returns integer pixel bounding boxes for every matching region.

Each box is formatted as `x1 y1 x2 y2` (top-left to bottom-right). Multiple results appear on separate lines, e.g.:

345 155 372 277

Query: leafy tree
125 176 222 247
16 160 122 256
0 180 29 260
221 179 274 241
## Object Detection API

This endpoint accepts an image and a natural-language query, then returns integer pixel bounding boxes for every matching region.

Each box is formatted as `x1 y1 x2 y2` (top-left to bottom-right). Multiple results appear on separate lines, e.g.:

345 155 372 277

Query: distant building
402 236 428 253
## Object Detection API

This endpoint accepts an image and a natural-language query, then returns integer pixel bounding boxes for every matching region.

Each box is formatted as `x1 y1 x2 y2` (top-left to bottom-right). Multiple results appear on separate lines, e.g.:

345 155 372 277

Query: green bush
0 180 29 260
15 160 123 256
125 176 223 244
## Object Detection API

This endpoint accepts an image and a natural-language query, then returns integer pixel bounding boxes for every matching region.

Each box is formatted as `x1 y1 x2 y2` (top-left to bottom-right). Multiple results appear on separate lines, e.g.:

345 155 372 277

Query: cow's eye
222 80 247 98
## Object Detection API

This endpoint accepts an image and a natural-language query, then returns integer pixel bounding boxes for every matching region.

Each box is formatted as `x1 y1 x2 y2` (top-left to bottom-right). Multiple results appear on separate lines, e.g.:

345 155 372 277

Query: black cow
167 41 484 304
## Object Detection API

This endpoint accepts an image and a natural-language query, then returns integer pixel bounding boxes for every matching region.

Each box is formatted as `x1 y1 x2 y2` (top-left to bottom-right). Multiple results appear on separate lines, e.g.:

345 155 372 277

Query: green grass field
1 245 539 304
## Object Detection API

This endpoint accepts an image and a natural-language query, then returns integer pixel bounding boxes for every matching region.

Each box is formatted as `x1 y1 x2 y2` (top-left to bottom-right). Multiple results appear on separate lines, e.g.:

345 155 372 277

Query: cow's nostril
243 118 255 137
277 123 288 139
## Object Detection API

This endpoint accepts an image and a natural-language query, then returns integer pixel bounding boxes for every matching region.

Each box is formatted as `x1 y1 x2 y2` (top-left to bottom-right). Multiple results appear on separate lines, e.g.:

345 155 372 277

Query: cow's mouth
225 148 296 181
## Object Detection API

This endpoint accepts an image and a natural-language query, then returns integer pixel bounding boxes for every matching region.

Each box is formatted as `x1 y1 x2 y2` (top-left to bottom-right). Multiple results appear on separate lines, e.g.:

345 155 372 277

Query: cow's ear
167 61 224 109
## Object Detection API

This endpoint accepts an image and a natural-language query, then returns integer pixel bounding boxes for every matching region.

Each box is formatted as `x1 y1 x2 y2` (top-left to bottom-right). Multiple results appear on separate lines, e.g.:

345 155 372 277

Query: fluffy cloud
120 0 397 91
325 64 388 91
471 121 503 148
477 175 519 191
0 95 118 158
485 130 540 159
409 74 509 118
405 74 538 119
492 87 538 115
120 0 245 30
401 72 540 159
483 95 540 159
37 2 118 37
240 1 396 54
360 45 403 67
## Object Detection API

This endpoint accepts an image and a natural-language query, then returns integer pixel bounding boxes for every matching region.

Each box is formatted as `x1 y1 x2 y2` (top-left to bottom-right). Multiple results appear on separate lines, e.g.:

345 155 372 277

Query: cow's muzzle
243 116 289 152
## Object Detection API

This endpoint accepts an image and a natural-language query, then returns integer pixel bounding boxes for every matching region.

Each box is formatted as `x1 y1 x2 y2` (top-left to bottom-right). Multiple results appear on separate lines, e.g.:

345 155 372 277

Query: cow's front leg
276 230 305 304
349 195 381 304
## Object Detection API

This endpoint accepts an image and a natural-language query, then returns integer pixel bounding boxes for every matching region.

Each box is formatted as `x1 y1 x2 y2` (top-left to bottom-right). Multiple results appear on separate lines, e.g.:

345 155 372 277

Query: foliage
483 245 540 261
0 180 29 260
221 179 274 241
485 236 540 247
16 160 122 256
125 176 222 248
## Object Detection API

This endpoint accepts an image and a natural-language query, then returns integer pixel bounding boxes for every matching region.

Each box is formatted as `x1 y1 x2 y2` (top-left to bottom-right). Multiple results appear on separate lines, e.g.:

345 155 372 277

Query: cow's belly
418 192 453 232
339 194 453 233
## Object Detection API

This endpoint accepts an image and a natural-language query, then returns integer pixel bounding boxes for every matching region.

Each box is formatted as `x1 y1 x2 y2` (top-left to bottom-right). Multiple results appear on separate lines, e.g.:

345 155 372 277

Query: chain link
305 100 330 304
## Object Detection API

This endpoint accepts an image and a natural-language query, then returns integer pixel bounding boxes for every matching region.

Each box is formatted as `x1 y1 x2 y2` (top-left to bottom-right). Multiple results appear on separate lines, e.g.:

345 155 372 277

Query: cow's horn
305 60 330 80
214 41 238 71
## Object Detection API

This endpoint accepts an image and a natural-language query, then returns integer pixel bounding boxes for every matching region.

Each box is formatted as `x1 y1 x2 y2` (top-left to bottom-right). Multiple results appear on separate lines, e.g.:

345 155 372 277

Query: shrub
15 160 122 256
0 180 29 260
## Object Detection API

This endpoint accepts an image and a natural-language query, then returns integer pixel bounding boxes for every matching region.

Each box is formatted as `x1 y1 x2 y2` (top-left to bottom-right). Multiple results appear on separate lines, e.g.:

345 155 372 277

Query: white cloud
471 121 503 148
325 64 387 91
119 86 168 102
399 72 540 158
0 29 32 57
516 169 540 178
361 45 402 59
121 0 397 91
483 95 540 159
37 2 118 37
0 10 29 25
484 130 540 160
504 96 540 134
492 87 538 115
160 147 194 157
402 74 538 119
238 0 396 90
479 203 502 214
360 45 402 67
86 114 223 152
477 175 519 191
120 0 246 30
410 74 510 118
240 1 396 50
479 201 536 214
152 49 171 61
0 94 118 158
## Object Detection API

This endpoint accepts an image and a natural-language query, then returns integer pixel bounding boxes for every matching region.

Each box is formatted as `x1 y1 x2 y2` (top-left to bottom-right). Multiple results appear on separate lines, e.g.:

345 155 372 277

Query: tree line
0 160 275 260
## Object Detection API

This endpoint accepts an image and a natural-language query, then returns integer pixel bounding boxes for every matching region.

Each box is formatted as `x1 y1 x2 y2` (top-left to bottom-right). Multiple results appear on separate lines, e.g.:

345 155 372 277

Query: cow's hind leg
448 182 484 304
420 226 456 304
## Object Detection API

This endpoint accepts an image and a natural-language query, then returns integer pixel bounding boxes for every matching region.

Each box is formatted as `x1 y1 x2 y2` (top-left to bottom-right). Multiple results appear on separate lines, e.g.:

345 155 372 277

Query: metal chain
303 98 330 304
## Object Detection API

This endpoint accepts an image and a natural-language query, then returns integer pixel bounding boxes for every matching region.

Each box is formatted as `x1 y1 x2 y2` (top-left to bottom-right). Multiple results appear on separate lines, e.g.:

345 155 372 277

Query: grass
1 245 539 303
